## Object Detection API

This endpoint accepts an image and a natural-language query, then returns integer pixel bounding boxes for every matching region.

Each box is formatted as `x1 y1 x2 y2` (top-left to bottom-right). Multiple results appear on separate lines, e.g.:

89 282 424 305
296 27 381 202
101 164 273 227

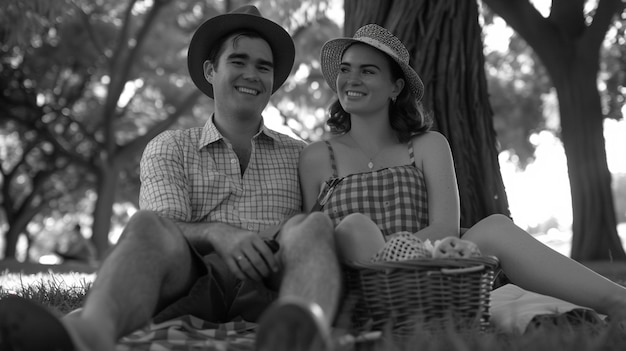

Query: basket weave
339 256 499 335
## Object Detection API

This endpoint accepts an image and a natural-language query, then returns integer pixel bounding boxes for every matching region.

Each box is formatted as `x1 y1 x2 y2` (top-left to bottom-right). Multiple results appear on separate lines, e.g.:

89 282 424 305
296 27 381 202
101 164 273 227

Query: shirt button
247 224 254 230
230 158 237 164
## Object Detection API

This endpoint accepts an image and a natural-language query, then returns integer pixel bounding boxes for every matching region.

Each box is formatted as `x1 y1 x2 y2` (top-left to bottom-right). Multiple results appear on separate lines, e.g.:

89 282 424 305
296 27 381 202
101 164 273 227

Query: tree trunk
3 227 20 259
2 198 44 260
344 0 510 226
552 61 625 260
91 162 120 259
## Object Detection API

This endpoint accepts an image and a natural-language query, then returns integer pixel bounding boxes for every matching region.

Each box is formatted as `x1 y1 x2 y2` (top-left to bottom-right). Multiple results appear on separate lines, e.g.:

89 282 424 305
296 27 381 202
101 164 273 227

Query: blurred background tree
1 0 208 259
484 0 626 260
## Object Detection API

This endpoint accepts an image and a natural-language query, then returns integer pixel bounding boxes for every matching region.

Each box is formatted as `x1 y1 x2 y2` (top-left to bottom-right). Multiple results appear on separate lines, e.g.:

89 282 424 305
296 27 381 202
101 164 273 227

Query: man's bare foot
62 310 117 351
255 297 333 351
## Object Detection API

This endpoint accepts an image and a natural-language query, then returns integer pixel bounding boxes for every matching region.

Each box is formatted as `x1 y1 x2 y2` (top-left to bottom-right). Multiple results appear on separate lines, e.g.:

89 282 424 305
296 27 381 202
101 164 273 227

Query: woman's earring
391 96 397 103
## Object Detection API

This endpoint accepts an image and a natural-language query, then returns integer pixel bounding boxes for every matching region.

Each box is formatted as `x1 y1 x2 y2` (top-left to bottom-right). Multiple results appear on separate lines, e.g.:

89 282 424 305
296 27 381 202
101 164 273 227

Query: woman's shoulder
301 139 330 159
300 139 333 170
410 131 453 168
411 131 451 148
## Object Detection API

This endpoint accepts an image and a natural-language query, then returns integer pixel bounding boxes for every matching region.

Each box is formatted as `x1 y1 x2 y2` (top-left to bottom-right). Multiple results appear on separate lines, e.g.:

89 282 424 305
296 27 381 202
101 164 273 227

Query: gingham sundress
318 140 429 238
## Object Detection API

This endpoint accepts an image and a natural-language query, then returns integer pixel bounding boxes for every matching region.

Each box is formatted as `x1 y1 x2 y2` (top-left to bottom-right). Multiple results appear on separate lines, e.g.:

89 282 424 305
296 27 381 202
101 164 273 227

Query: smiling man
0 5 340 351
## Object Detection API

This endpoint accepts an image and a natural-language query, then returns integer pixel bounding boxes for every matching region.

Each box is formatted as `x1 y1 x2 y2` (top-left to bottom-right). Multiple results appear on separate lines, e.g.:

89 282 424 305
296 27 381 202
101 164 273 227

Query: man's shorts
152 243 278 324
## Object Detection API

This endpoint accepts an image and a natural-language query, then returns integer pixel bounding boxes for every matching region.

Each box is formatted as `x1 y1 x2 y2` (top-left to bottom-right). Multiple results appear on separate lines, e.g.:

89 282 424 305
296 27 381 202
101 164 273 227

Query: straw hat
187 5 295 98
320 24 424 101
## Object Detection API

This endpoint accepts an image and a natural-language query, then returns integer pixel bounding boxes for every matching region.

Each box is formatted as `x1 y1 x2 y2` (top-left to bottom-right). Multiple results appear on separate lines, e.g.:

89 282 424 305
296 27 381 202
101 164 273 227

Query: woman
299 23 626 323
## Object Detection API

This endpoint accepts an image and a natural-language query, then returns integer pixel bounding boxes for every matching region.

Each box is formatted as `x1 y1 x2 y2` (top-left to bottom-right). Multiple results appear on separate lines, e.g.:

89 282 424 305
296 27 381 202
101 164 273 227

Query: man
0 5 340 351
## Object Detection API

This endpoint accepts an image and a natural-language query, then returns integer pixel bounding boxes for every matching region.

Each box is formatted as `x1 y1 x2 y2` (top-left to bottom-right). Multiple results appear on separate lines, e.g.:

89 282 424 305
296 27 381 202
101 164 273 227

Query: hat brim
320 38 424 101
188 13 295 98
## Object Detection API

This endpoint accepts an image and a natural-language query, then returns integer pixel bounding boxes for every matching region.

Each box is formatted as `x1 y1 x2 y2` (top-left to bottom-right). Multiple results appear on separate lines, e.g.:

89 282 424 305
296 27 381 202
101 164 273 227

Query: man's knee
302 212 334 232
120 210 188 255
280 212 334 248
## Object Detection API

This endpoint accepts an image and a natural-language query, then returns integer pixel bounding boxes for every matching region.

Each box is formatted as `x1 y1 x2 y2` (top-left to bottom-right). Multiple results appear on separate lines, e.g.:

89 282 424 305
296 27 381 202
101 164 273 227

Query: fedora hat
320 24 424 101
187 5 295 98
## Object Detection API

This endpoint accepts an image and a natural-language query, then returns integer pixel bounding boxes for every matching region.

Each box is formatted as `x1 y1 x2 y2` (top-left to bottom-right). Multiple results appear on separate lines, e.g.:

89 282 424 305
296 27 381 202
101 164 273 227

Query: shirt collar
199 115 280 150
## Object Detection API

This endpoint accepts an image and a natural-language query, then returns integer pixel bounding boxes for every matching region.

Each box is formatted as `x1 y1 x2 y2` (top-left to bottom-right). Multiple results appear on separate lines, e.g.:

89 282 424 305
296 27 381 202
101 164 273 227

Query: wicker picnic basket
338 256 500 335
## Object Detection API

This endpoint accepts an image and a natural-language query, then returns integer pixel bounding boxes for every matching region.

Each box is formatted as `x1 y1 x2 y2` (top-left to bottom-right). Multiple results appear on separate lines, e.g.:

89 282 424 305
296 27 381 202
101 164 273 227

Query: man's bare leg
256 212 341 351
62 210 203 351
279 212 341 320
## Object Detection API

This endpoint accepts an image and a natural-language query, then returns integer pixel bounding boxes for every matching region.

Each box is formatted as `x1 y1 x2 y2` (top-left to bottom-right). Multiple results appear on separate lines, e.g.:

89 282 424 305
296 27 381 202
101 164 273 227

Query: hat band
356 37 406 65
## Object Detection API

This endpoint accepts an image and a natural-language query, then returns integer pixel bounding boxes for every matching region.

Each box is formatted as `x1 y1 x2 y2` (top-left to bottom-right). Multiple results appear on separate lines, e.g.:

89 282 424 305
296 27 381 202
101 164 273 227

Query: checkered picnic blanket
114 285 605 349
116 315 258 351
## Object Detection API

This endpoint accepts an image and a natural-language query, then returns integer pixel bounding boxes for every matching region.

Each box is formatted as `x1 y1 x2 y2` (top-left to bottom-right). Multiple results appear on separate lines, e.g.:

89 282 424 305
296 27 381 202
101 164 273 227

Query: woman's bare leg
463 214 626 320
334 213 386 262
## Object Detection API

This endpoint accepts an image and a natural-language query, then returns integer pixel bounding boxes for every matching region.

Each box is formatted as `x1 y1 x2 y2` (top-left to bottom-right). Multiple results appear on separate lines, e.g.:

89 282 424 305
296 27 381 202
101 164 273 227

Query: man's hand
213 228 280 283
175 222 280 283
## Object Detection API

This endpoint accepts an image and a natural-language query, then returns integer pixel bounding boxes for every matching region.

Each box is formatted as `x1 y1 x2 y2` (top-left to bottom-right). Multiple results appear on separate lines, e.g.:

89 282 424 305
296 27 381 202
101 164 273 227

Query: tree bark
344 0 510 226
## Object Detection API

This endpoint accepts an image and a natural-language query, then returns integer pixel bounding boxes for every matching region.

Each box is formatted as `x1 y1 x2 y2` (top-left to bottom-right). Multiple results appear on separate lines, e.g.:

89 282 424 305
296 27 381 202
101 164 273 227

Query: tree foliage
485 32 552 168
0 0 207 259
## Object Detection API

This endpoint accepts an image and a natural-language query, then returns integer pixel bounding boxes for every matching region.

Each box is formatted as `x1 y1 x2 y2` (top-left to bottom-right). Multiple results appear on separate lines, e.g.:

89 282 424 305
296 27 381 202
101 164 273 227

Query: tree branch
110 0 139 72
550 0 585 35
102 0 170 152
482 0 557 57
115 89 202 165
71 0 106 58
585 0 624 51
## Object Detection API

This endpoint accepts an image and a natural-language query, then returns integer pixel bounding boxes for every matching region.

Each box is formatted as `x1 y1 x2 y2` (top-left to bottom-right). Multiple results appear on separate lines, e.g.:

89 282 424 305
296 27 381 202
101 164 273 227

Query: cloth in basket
370 232 432 262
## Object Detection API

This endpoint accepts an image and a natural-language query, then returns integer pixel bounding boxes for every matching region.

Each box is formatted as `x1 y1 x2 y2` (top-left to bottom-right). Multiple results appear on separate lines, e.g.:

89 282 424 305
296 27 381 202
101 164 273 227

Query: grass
0 270 93 315
2 269 626 350
351 323 626 351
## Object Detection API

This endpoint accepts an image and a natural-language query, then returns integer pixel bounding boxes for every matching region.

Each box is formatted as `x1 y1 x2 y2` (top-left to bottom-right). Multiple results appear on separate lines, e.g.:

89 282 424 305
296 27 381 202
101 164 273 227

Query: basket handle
440 264 485 275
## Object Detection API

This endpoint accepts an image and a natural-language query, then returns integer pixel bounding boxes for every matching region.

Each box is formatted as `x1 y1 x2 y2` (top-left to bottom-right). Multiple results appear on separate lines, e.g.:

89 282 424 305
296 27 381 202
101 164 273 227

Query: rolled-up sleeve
139 131 191 222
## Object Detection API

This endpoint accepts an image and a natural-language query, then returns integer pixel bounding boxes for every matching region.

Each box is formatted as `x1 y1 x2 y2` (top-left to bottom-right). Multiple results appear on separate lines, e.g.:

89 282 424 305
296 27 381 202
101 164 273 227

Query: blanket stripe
116 315 257 351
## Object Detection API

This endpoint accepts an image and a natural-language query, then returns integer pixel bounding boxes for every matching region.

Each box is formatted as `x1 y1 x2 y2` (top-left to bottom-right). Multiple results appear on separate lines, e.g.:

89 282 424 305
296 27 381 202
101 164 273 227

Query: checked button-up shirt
139 117 305 233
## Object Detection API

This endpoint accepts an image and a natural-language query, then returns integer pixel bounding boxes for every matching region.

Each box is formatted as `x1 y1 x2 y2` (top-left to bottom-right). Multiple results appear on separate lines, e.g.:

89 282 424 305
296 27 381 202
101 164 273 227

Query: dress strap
324 140 339 178
408 139 416 167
